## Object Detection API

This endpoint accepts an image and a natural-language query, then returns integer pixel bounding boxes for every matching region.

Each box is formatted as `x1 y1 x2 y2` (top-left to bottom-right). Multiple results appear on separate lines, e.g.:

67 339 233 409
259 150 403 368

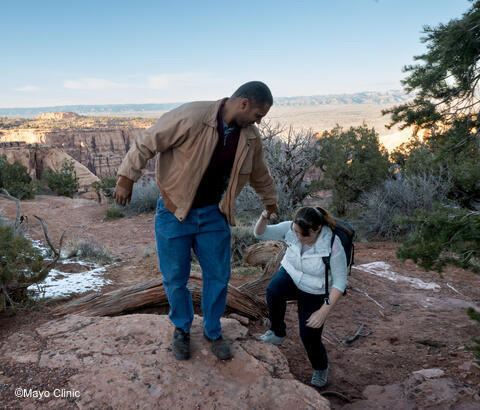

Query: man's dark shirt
191 100 240 209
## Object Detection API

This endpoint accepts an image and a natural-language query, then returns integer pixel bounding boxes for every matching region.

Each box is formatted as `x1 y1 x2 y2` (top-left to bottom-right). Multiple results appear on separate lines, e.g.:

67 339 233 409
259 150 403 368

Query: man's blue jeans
154 197 231 339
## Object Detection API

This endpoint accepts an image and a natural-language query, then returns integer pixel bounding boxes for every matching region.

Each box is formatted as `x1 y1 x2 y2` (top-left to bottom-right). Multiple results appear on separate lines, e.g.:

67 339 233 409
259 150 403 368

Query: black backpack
322 217 355 304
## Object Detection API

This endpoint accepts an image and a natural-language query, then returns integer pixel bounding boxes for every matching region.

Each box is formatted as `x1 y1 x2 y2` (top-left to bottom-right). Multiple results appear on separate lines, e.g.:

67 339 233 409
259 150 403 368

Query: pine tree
384 1 480 269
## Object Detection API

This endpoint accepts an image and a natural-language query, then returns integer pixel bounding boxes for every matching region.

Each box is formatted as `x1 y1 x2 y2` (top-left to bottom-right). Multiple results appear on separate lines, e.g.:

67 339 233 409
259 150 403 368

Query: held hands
260 210 278 221
254 204 278 236
113 176 134 206
306 305 329 328
265 203 279 220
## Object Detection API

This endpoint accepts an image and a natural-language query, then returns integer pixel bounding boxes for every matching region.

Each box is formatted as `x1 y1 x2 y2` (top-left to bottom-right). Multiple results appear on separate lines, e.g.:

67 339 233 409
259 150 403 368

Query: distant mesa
36 112 81 120
0 90 413 118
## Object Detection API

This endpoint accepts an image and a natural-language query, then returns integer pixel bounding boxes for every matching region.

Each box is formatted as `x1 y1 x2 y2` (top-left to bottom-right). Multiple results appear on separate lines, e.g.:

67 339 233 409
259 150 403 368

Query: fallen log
53 272 267 319
242 241 284 267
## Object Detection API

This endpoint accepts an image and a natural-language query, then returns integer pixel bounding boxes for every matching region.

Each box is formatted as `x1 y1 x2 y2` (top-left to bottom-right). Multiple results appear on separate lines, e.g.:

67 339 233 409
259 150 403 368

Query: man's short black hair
231 81 273 107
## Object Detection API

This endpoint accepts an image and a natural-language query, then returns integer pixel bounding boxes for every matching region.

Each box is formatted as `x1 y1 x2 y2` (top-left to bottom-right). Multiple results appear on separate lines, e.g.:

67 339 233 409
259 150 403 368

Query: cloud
63 78 129 90
14 85 41 92
147 73 198 89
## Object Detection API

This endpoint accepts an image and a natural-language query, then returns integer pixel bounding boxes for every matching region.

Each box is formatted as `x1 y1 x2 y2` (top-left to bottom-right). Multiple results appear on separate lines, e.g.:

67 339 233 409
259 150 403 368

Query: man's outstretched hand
265 203 279 220
113 176 134 206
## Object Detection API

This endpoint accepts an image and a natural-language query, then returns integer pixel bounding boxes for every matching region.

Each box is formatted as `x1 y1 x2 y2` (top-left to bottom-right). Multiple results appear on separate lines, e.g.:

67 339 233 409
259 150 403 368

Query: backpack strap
349 242 355 275
321 232 336 305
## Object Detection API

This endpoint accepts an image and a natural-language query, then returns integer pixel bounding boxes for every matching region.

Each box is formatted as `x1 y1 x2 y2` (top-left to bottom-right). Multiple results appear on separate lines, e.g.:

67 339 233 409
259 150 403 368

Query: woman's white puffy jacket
254 221 347 295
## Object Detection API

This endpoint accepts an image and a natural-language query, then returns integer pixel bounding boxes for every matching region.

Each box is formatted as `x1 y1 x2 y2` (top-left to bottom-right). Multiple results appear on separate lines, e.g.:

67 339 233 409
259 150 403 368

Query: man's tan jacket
117 99 277 226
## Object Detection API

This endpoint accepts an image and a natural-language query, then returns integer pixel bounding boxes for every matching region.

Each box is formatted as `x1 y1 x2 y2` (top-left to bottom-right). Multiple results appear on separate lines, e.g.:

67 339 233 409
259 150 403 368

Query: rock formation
36 112 81 120
0 314 330 409
0 142 100 200
0 116 156 178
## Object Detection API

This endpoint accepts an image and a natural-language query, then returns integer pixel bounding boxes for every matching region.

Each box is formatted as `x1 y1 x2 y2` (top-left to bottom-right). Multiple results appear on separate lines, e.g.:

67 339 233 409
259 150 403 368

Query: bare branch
321 391 351 403
1 285 16 310
341 323 373 344
33 215 66 260
349 285 384 309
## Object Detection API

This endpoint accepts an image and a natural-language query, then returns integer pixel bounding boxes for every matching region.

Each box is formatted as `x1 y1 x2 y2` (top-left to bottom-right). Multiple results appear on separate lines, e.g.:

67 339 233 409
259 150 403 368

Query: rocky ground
0 195 479 409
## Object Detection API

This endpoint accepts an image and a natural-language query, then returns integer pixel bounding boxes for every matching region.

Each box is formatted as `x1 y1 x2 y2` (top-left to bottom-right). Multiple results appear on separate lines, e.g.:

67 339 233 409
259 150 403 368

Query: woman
254 206 347 388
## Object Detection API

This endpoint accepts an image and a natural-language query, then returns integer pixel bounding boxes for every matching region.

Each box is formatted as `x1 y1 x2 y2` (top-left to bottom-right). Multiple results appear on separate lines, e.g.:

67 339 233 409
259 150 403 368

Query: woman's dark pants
266 267 328 370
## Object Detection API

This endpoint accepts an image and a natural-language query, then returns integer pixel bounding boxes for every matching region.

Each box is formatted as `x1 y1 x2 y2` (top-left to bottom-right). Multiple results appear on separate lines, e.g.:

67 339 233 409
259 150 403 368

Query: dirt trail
1 195 479 408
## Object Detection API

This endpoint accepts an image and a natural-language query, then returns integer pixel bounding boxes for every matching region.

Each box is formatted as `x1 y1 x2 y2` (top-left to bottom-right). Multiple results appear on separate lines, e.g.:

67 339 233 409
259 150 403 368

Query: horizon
1 0 471 108
0 88 406 112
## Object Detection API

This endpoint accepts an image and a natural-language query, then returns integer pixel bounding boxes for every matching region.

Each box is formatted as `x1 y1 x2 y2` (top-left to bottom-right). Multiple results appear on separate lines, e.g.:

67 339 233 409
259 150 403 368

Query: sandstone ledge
1 314 330 409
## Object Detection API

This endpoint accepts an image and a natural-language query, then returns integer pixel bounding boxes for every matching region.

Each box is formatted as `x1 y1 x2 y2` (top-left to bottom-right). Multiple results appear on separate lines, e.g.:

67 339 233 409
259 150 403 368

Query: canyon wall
0 125 155 178
0 142 100 200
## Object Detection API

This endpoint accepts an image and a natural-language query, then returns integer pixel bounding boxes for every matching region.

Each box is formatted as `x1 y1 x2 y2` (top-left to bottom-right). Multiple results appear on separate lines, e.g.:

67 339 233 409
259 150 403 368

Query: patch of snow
27 238 112 299
29 264 112 299
354 261 440 290
412 368 445 379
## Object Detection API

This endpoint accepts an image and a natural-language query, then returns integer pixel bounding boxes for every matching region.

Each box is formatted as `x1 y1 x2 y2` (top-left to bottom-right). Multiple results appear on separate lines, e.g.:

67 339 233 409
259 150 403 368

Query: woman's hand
254 210 277 236
306 305 329 328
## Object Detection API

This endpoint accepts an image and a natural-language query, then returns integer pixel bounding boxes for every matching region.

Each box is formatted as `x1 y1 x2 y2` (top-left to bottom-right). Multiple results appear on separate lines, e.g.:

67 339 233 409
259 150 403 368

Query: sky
0 0 473 108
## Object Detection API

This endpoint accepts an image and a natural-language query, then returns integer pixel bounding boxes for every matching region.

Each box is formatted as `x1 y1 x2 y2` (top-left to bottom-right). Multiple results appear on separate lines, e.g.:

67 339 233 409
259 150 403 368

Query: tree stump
239 242 286 298
242 241 284 267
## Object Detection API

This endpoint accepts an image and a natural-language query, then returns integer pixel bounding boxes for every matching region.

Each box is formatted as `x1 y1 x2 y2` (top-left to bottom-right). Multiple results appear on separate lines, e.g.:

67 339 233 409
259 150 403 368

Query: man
113 81 278 361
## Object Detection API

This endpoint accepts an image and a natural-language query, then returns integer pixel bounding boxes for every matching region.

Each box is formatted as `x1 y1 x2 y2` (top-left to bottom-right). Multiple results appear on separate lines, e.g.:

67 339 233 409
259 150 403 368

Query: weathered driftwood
53 272 267 319
242 241 284 267
239 243 286 297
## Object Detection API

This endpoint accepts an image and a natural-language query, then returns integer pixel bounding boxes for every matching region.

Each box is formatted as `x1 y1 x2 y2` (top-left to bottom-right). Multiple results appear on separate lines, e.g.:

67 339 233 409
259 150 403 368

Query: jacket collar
202 98 259 140
287 225 333 256
203 99 225 127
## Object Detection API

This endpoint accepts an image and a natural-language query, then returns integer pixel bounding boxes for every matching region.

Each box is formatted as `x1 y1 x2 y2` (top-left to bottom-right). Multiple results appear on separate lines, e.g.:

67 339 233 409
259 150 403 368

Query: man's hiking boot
311 367 328 388
257 329 285 345
204 333 232 360
172 328 190 360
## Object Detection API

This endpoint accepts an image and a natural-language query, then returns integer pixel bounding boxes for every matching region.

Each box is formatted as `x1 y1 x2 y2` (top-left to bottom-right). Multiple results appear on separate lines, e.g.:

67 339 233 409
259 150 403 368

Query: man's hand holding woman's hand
254 204 278 236
260 209 278 221
113 176 134 206
264 203 279 220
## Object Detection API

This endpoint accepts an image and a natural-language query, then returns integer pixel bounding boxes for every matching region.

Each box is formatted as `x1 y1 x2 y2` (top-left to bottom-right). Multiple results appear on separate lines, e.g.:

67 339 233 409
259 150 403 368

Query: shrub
105 207 125 219
43 159 79 198
235 185 264 216
236 122 317 218
0 155 35 200
356 171 453 240
230 224 258 266
92 177 118 199
62 238 112 263
396 205 480 273
122 176 159 215
0 224 47 310
315 124 391 216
